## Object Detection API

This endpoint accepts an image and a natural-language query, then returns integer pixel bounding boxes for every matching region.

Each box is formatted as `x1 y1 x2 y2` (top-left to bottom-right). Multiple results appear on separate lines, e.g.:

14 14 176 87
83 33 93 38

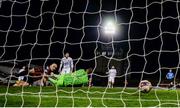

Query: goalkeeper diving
48 69 92 87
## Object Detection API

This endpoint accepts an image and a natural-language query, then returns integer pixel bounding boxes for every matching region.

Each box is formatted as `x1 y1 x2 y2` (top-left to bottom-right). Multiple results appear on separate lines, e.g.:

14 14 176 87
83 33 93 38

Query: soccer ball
138 80 152 93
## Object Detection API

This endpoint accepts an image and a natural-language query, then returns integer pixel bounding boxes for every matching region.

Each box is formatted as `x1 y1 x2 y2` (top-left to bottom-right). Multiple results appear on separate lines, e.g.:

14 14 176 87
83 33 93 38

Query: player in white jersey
59 53 73 74
106 66 117 88
18 66 26 81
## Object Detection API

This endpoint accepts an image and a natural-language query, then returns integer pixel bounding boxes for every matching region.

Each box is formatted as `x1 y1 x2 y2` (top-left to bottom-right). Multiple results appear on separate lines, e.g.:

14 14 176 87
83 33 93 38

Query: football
138 80 152 93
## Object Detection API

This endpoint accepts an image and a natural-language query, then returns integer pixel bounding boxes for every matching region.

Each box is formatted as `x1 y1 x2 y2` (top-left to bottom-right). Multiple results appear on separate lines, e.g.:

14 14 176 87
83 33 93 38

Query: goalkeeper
49 69 92 87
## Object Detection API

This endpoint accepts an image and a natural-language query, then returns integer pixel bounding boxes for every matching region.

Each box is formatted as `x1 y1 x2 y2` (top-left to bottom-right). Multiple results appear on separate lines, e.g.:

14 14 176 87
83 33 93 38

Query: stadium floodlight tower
97 19 123 77
101 20 118 56
103 20 117 36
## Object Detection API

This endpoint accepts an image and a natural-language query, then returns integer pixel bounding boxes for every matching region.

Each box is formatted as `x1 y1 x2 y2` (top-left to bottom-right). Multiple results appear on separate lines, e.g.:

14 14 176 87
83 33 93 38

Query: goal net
0 0 180 107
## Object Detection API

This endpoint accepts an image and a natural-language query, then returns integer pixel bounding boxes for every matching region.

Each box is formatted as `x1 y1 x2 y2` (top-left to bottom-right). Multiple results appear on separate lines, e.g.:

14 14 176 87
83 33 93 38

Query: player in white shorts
59 52 73 74
107 66 117 88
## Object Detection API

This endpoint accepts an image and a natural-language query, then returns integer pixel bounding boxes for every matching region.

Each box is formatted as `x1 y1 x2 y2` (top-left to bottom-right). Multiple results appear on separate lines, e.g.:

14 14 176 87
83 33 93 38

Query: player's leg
108 77 112 88
107 82 109 88
111 77 115 88
168 79 174 89
88 78 92 87
108 81 111 88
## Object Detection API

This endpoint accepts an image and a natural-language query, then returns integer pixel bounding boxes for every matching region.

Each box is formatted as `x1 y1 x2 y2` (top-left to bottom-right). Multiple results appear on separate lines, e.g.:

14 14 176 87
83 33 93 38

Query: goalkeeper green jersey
49 69 88 86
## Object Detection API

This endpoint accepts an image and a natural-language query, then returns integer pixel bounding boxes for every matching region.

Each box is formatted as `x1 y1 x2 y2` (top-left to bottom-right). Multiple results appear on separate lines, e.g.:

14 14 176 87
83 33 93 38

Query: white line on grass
0 93 179 102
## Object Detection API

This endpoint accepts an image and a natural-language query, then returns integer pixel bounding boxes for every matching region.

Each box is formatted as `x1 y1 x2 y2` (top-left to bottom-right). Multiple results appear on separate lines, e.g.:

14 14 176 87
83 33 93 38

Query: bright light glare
104 21 117 35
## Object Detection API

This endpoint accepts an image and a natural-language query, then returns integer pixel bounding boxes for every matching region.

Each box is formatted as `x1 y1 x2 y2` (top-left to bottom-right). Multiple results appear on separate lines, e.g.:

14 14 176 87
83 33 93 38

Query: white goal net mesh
0 0 180 107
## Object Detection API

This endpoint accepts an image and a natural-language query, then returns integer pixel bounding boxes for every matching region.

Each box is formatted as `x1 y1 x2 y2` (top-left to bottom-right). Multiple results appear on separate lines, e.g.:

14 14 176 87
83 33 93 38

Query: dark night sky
0 0 180 79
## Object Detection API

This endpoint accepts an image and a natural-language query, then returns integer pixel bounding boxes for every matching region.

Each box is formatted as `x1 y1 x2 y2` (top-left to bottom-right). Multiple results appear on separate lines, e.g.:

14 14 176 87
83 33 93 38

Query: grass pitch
0 86 180 107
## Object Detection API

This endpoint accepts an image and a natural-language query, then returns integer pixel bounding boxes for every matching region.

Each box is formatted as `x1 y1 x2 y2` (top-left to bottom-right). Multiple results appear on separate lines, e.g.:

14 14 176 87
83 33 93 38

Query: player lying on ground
49 69 92 87
14 63 58 86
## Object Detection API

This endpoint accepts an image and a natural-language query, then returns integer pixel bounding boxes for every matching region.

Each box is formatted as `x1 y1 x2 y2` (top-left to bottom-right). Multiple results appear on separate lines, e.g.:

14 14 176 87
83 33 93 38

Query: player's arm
106 71 109 74
106 68 110 74
115 70 117 76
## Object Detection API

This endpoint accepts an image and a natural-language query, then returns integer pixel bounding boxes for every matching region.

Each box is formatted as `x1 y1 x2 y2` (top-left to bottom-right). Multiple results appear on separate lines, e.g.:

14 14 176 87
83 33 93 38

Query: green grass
0 86 180 107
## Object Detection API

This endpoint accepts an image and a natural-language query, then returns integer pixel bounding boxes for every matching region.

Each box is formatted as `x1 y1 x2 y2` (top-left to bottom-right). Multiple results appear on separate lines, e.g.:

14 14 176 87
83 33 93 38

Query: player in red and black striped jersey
15 63 57 86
